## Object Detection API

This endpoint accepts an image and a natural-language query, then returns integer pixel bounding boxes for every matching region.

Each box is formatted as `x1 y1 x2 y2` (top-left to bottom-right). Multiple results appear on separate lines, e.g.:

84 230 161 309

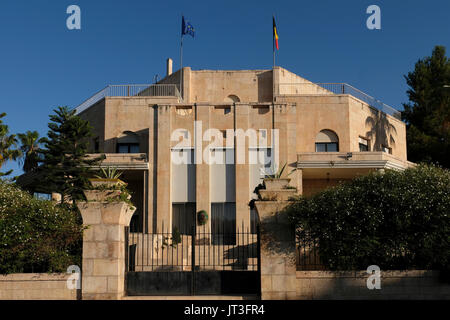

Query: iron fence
278 82 402 120
125 224 259 272
74 84 181 114
296 238 326 271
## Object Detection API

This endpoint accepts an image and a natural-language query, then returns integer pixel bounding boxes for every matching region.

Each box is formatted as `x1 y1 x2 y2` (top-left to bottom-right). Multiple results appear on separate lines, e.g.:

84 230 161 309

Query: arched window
225 94 240 103
315 130 339 152
117 131 140 153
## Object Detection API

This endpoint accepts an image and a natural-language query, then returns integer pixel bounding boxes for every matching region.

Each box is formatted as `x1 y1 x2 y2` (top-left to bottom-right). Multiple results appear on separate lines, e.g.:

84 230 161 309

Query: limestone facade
74 65 412 234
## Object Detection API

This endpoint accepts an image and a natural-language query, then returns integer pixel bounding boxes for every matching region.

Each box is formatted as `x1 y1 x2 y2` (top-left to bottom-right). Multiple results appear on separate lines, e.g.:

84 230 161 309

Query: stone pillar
195 104 211 237
296 168 303 195
235 104 251 230
78 190 136 300
156 105 172 231
255 180 297 300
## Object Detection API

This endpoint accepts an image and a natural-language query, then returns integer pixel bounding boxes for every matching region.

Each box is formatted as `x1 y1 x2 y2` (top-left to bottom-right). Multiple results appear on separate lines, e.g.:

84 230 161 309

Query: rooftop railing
278 82 402 120
74 84 181 114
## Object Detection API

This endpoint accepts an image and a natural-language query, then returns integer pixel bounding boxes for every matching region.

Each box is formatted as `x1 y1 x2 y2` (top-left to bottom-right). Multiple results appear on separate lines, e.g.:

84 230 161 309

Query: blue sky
1 0 449 176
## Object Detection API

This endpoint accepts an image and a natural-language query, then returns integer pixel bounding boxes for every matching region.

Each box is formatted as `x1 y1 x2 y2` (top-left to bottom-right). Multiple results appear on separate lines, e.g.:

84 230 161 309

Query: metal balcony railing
74 84 181 114
278 82 402 120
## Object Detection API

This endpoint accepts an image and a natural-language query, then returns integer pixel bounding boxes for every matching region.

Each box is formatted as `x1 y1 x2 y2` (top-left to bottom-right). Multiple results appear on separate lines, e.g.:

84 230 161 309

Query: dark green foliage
286 164 450 270
0 180 84 274
89 181 135 210
17 130 44 173
171 227 182 246
197 210 208 226
402 46 450 167
0 113 20 177
39 106 104 204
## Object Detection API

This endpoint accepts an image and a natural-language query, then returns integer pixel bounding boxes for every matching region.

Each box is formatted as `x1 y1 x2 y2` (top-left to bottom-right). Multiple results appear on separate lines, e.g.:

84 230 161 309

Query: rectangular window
249 147 273 199
211 203 236 245
172 203 196 235
359 137 369 152
129 144 140 153
171 148 196 203
210 148 235 202
315 142 338 152
117 143 139 153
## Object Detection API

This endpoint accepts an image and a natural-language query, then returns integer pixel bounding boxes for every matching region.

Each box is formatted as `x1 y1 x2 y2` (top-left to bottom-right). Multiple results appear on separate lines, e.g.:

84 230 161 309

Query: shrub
286 164 450 271
0 180 84 274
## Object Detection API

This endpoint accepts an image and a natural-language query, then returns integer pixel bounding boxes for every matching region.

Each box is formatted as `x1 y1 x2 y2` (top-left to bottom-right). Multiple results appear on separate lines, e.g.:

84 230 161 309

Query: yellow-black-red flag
273 16 279 50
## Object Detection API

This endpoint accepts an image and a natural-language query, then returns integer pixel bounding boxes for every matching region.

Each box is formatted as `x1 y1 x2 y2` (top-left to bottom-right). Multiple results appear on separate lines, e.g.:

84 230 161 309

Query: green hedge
0 181 84 274
286 164 450 271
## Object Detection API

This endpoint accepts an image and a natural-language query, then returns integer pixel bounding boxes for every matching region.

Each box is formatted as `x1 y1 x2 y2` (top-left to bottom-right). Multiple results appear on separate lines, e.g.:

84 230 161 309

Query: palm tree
0 113 20 176
17 130 44 173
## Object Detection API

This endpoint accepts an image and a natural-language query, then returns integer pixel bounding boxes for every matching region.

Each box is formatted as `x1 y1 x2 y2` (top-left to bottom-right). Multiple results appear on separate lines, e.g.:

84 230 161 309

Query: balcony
298 152 413 171
277 82 402 120
74 84 181 114
86 153 149 170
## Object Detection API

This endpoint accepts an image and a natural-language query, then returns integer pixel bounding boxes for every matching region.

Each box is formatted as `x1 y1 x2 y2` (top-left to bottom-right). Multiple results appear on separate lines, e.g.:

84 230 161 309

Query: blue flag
181 16 195 38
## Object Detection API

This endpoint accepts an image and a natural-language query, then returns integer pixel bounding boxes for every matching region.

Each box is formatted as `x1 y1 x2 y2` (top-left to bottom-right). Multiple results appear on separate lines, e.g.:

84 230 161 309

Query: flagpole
272 15 275 68
180 34 183 101
273 37 275 68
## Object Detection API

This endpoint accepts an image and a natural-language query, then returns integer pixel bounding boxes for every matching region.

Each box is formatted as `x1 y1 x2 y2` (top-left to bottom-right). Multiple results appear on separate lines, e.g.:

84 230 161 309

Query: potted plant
197 210 208 226
263 162 295 190
84 167 133 208
89 166 126 188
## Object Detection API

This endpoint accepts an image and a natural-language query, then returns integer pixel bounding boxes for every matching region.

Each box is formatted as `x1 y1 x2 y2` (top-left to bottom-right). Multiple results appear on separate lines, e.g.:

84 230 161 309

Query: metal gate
124 225 260 296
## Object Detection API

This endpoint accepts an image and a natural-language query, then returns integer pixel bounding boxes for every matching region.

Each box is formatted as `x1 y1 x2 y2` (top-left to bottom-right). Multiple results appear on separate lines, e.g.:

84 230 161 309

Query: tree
0 180 83 273
402 45 450 167
0 113 20 177
17 130 44 173
286 164 450 271
39 106 104 204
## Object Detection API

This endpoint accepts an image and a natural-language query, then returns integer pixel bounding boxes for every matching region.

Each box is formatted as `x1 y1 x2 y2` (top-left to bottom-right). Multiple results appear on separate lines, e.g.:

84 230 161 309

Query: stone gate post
254 180 297 300
77 190 136 300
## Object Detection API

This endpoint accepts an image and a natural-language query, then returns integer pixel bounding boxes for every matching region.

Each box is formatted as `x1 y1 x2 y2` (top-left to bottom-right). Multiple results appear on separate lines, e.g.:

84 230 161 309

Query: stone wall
255 179 450 300
296 270 450 300
0 273 78 300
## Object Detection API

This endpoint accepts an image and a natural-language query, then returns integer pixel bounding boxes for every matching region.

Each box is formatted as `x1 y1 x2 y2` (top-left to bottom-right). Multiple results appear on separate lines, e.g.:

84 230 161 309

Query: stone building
19 60 413 236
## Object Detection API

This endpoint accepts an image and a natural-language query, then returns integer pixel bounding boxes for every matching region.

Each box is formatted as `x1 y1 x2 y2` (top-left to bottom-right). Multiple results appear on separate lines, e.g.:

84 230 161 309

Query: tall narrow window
172 203 196 235
211 203 236 245
210 148 235 203
359 137 369 152
171 148 196 234
315 130 339 152
210 148 236 244
249 147 273 198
